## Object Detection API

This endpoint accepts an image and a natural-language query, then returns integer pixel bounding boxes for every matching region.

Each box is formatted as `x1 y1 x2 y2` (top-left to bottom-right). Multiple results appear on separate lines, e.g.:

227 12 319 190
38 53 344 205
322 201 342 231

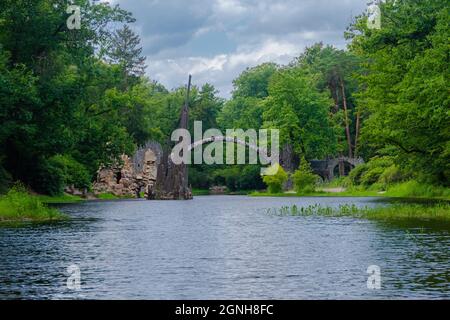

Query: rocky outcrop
146 75 193 200
147 148 192 200
93 143 160 198
92 141 192 200
209 186 227 195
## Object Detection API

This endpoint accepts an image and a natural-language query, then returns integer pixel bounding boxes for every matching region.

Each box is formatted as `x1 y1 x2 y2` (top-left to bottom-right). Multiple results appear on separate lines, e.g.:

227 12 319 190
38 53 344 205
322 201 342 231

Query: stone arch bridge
171 135 273 164
310 157 364 181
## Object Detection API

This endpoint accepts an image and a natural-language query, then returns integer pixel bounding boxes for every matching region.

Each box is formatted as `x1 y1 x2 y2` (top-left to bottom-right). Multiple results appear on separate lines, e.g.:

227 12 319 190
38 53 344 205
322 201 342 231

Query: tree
263 66 338 160
347 0 450 185
262 165 288 194
294 43 362 158
0 1 139 194
292 157 318 193
190 83 224 131
217 63 278 130
107 25 147 89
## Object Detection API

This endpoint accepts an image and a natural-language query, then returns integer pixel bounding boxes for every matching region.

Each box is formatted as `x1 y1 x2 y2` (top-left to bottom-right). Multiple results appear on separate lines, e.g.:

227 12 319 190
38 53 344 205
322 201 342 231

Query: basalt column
147 75 193 200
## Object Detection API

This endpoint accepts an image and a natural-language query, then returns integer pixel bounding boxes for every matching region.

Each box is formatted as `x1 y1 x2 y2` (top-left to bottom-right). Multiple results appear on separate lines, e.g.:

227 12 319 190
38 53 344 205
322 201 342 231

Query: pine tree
107 25 147 88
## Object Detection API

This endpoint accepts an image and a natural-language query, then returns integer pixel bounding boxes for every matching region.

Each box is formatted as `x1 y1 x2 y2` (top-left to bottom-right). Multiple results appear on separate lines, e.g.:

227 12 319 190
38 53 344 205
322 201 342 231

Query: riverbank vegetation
0 1 448 206
37 194 85 204
268 203 450 222
0 186 66 222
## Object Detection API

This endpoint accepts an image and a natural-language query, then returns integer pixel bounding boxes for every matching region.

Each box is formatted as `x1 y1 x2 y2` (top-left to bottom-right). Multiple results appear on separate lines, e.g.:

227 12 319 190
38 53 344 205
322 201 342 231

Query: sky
110 0 369 97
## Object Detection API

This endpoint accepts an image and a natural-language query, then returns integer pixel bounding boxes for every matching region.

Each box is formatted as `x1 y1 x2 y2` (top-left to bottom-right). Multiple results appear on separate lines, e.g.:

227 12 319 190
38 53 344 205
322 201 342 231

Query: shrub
292 159 318 193
32 158 66 196
32 155 91 196
349 157 395 186
0 163 12 194
189 167 213 189
349 164 368 185
262 164 288 194
0 184 65 221
212 167 239 191
378 165 405 187
51 155 91 190
361 166 385 186
238 165 265 190
386 180 450 199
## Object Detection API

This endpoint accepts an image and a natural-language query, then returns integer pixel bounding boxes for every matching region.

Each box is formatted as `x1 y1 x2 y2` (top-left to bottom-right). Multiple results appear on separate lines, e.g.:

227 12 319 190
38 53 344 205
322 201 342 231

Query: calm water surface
0 196 449 299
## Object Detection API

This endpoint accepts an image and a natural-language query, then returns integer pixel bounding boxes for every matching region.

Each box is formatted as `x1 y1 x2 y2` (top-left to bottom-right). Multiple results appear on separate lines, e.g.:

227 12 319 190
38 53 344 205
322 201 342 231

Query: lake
0 196 449 299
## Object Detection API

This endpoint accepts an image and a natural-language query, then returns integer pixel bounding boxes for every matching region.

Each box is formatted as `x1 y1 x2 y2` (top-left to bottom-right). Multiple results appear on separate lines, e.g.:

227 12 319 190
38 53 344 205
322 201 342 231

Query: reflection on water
0 196 449 299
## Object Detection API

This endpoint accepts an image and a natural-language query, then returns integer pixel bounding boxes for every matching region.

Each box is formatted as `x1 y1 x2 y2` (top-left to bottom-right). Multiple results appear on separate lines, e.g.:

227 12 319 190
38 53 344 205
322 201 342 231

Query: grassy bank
251 180 450 200
192 188 210 196
38 193 85 204
96 192 123 200
268 203 450 222
0 187 67 223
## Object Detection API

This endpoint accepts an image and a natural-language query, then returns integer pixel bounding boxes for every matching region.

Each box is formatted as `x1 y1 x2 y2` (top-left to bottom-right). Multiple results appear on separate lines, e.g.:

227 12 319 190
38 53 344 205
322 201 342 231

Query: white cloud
214 0 248 16
147 39 305 97
113 0 369 97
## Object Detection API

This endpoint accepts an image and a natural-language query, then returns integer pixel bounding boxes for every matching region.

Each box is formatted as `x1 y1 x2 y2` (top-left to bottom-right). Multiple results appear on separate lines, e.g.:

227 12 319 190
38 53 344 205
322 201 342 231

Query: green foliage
217 63 277 131
238 166 265 190
191 165 265 192
263 67 337 158
189 166 214 190
191 188 210 196
106 24 146 83
386 181 450 200
37 194 84 204
217 96 264 131
0 184 65 222
0 161 12 194
0 1 218 195
378 165 405 187
292 158 318 193
190 83 224 131
0 1 139 194
360 166 385 187
97 193 121 200
262 165 288 194
348 0 450 185
294 43 362 158
212 167 240 192
50 155 91 190
32 158 66 196
349 157 396 187
232 63 278 99
348 164 368 185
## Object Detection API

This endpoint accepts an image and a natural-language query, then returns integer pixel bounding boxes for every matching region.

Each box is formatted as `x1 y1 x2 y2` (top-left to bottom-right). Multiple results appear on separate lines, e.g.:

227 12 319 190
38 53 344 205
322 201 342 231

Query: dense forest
0 0 448 196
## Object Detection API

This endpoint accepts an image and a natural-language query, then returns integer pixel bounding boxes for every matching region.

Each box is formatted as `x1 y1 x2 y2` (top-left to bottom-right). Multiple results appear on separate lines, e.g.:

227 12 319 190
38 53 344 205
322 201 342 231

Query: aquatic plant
267 203 450 221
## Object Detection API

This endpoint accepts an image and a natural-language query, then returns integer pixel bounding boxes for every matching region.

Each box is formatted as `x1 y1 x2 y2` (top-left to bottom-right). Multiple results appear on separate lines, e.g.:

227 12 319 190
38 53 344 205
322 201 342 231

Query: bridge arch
170 135 274 165
310 157 364 181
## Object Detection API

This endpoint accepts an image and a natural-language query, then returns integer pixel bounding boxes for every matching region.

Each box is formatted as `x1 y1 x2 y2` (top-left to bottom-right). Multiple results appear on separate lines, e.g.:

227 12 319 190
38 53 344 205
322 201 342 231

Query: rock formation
92 144 160 198
147 75 193 200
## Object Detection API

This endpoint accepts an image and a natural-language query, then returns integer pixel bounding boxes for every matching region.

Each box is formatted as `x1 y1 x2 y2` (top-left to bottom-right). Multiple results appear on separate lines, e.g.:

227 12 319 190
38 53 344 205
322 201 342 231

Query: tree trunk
354 111 361 158
340 79 353 158
338 158 345 177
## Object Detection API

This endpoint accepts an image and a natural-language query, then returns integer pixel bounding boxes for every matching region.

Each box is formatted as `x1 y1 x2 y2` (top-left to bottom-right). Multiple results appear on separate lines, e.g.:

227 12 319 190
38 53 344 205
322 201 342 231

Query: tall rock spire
148 75 193 200
179 74 191 130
